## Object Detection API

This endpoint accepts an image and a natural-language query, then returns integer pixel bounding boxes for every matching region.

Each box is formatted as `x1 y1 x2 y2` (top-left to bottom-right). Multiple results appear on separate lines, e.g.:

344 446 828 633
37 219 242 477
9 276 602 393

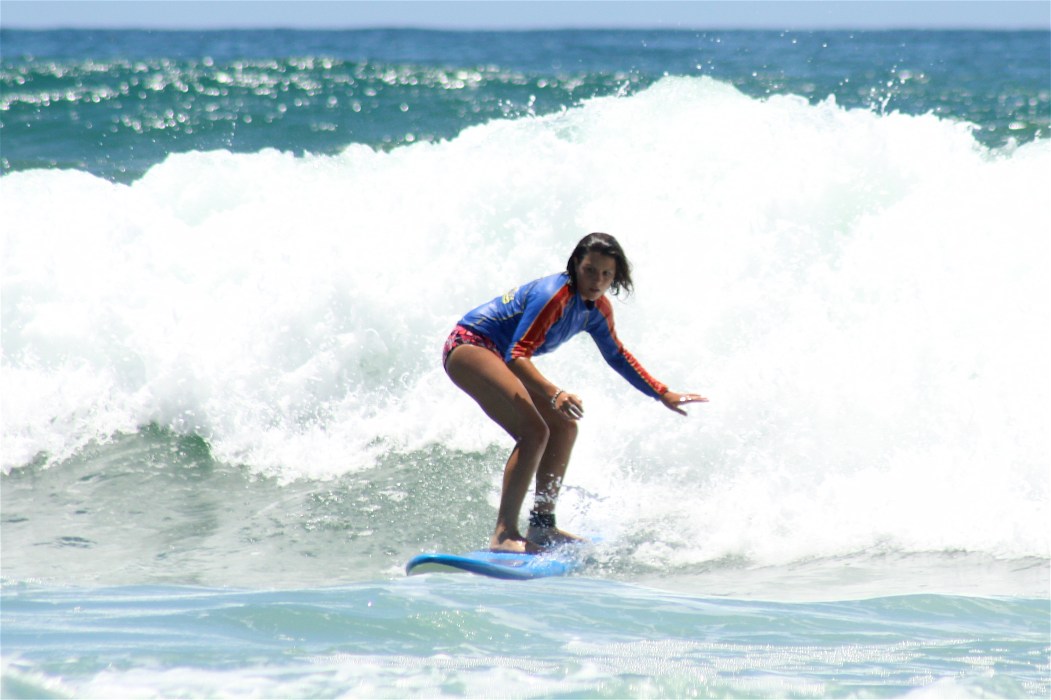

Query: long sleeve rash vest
456 272 668 399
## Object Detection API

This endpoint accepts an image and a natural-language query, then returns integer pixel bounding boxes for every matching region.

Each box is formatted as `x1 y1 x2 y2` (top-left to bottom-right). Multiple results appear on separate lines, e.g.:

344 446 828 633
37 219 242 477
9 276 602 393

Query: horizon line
5 25 1050 31
3 1 1049 32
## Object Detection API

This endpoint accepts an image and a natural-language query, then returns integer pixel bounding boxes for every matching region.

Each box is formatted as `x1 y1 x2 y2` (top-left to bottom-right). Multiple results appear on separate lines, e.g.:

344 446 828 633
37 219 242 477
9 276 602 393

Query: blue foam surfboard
406 548 584 580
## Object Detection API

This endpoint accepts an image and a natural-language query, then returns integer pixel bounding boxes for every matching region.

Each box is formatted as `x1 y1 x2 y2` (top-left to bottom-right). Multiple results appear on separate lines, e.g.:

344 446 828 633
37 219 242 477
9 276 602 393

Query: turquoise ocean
2 28 1049 698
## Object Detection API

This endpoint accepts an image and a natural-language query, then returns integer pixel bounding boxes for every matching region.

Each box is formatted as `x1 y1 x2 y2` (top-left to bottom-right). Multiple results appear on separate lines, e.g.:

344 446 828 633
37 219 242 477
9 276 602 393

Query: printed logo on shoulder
502 287 518 304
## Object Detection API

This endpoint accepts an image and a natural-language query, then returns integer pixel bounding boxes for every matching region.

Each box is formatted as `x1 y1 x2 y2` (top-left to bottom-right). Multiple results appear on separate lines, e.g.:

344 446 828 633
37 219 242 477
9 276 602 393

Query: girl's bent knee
519 414 550 447
547 418 578 443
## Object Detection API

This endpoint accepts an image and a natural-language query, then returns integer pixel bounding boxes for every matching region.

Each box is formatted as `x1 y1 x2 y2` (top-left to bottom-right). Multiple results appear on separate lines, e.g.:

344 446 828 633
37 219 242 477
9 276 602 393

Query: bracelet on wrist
550 389 564 408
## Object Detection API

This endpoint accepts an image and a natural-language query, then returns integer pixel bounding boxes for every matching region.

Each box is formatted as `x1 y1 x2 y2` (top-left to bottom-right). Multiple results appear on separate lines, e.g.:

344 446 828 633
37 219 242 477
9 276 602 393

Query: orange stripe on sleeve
509 285 573 359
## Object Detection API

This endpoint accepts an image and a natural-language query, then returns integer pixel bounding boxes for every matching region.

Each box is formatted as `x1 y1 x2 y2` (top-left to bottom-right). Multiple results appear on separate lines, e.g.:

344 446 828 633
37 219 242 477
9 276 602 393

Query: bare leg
525 386 585 547
445 345 549 553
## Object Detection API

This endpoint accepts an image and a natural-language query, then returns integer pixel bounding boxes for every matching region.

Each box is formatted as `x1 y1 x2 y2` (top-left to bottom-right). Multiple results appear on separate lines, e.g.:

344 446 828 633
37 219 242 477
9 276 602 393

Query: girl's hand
660 391 708 416
553 390 585 420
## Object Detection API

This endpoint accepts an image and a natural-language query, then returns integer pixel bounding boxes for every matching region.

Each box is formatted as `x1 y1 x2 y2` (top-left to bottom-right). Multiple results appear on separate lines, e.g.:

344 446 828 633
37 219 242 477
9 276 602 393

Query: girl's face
575 252 617 301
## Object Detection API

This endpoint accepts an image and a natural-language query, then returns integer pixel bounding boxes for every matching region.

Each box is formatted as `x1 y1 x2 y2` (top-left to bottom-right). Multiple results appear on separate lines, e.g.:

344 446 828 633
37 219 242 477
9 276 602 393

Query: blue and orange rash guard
457 272 669 399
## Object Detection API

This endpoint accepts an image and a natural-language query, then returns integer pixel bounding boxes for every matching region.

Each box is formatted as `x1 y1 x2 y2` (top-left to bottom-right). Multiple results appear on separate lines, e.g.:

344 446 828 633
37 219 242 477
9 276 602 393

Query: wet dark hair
566 232 634 297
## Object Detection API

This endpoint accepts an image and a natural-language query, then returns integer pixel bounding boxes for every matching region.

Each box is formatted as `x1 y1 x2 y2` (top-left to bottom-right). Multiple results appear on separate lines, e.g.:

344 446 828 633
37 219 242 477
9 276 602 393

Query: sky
1 0 1049 30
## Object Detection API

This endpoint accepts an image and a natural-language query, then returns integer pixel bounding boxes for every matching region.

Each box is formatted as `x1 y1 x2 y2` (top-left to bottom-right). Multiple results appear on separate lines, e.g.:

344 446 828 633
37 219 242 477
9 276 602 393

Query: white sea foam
3 76 1048 564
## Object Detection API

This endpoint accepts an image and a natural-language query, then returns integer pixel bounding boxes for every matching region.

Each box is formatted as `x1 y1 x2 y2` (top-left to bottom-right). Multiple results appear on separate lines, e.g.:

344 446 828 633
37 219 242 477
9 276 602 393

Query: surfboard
405 547 586 580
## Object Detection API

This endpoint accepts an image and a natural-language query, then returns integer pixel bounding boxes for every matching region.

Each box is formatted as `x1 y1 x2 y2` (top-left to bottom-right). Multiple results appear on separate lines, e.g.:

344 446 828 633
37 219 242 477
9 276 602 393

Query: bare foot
526 525 588 549
489 531 541 554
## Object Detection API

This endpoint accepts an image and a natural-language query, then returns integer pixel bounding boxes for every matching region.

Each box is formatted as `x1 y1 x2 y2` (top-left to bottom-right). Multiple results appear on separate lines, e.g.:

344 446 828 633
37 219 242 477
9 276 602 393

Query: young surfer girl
443 232 708 553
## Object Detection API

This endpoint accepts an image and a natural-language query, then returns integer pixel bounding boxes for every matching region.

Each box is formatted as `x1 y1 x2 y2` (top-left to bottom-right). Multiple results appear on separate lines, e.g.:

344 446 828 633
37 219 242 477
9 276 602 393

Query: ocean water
2 28 1049 698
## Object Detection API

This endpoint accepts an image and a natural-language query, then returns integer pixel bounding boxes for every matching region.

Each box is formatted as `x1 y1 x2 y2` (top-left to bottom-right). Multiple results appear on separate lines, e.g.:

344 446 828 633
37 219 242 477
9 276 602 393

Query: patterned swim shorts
442 324 500 367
